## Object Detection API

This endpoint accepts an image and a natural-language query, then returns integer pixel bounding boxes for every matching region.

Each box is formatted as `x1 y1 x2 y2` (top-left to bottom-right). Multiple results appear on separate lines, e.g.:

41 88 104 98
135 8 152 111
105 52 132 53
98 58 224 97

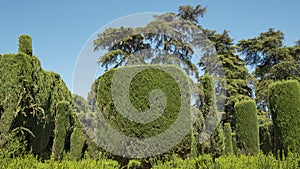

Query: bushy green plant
234 100 259 154
269 80 300 154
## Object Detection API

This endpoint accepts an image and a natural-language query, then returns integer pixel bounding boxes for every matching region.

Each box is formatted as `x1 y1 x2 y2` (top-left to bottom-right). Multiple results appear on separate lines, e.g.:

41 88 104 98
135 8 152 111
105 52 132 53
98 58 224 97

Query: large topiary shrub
234 100 259 154
88 65 196 159
0 35 73 157
268 80 300 154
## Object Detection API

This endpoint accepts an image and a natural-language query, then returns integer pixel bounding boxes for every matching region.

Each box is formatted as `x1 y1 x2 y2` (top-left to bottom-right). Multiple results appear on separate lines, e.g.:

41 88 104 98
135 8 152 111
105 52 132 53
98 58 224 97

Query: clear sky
1 0 299 97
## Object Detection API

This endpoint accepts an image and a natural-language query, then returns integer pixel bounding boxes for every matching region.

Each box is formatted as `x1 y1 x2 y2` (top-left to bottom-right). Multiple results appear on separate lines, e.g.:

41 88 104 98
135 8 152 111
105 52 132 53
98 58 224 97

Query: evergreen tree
234 100 259 154
237 28 300 111
200 30 252 129
268 80 300 154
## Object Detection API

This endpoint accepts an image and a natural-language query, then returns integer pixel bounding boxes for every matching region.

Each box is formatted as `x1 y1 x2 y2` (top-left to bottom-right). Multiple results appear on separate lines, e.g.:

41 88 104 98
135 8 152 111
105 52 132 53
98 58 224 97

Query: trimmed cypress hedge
52 101 72 160
70 121 86 161
234 100 259 154
224 123 233 155
268 80 300 153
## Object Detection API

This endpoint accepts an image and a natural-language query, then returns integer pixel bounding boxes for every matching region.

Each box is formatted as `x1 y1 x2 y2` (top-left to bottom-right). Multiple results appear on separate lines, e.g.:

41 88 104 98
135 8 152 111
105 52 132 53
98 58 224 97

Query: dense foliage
269 80 300 154
0 52 72 156
0 3 300 169
234 100 259 154
1 152 299 169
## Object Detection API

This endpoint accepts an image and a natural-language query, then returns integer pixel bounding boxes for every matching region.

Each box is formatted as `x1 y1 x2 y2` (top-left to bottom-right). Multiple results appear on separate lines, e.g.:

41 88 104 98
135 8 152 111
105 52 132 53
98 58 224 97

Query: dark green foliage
268 80 300 153
224 123 233 155
18 34 32 56
258 110 273 154
0 52 72 156
234 100 259 154
97 66 183 138
237 28 300 111
52 101 72 160
94 12 201 79
69 121 86 161
93 65 194 157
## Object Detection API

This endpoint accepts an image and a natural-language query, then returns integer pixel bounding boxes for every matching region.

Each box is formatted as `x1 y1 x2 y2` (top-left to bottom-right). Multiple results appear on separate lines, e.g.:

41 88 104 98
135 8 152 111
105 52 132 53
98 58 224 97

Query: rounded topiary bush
87 65 195 158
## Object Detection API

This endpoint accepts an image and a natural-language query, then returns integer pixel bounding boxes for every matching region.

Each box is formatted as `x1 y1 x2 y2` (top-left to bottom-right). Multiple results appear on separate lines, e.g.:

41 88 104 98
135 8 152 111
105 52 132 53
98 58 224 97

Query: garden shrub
234 100 259 154
0 35 73 157
52 101 72 160
93 65 194 157
269 80 300 154
70 121 86 161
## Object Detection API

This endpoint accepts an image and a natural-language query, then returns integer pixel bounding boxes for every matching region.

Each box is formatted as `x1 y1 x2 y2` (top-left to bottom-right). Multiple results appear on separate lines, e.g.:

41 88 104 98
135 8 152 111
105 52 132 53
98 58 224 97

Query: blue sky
1 0 299 97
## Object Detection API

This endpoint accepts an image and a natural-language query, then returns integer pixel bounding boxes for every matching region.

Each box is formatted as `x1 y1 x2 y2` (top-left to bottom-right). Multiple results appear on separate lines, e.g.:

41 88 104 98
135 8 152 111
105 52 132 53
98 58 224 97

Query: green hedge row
1 152 299 169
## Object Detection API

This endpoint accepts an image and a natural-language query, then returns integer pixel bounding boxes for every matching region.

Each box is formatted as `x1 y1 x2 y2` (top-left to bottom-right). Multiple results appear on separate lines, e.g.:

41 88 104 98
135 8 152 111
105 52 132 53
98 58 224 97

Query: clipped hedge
234 100 259 154
18 34 32 56
269 80 300 153
52 101 72 160
92 65 194 157
70 121 86 161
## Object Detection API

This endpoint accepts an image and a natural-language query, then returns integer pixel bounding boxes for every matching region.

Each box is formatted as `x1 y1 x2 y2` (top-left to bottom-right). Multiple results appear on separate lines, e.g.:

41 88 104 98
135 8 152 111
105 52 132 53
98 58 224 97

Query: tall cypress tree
269 80 300 154
234 100 259 154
